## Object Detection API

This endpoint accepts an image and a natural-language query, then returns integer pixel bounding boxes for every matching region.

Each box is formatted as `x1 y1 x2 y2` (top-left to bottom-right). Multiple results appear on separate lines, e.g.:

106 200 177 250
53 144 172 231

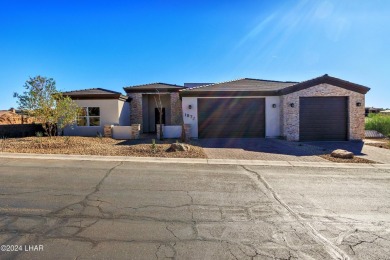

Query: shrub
96 131 103 140
151 139 156 152
64 136 71 146
366 114 390 137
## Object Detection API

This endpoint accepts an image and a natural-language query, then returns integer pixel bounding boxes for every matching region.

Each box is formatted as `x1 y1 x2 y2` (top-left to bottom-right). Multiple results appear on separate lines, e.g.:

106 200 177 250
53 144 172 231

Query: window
77 107 100 126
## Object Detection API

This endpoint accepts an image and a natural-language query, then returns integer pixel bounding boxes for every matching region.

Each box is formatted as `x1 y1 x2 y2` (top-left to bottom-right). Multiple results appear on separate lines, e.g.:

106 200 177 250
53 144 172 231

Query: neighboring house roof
365 130 385 138
124 83 184 93
180 74 370 96
366 107 383 110
62 88 129 101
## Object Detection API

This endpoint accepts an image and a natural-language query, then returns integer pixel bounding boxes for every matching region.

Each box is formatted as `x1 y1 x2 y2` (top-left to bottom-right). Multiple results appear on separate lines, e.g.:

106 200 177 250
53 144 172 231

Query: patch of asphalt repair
241 165 350 260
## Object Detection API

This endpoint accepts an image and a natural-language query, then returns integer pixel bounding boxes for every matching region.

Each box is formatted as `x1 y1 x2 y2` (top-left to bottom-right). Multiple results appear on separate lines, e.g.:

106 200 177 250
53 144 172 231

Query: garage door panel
198 98 265 138
299 97 348 141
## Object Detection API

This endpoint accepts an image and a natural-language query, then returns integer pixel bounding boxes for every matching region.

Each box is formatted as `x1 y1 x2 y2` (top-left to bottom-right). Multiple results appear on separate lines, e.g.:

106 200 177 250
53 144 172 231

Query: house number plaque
184 113 195 120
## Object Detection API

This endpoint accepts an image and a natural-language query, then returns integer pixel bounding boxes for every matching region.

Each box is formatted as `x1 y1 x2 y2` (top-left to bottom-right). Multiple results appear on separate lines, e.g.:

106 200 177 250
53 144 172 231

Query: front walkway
197 138 327 162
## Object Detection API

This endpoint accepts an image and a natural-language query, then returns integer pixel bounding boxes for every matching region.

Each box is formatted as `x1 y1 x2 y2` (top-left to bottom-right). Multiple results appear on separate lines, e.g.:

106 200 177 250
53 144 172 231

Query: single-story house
365 107 383 116
62 88 130 137
63 74 370 141
180 74 370 141
379 110 390 115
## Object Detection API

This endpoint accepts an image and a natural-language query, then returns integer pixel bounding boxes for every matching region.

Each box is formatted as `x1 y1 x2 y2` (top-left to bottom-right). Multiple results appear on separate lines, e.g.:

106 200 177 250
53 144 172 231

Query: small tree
14 76 81 137
154 90 164 140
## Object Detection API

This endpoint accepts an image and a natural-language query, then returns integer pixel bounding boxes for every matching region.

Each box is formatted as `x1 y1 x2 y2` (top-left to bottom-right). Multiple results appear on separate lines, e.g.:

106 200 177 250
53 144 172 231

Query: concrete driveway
197 138 390 164
197 138 327 162
0 158 389 259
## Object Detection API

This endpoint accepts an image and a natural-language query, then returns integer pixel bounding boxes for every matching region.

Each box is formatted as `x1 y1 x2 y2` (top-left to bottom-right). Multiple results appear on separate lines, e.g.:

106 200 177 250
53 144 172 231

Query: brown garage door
299 97 348 141
198 98 265 138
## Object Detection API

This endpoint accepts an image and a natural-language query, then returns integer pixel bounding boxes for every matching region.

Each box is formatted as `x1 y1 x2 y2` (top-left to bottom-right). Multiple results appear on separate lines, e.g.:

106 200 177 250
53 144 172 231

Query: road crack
241 165 350 260
50 162 123 217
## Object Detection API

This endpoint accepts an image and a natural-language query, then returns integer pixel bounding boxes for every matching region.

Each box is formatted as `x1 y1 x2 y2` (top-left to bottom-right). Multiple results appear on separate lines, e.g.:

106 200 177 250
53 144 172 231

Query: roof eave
124 88 184 93
65 93 129 101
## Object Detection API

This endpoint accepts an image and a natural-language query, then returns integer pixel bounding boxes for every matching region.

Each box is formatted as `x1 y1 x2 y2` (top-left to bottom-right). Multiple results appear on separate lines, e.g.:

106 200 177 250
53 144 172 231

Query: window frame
77 107 101 127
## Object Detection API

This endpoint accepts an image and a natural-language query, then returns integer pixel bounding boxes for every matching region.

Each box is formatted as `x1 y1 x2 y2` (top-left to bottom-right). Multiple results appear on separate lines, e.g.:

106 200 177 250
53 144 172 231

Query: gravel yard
0 136 207 158
366 141 390 150
319 154 378 163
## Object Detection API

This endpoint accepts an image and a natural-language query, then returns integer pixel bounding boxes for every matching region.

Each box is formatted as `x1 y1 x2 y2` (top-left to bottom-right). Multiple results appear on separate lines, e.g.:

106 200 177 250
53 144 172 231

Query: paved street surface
0 158 389 259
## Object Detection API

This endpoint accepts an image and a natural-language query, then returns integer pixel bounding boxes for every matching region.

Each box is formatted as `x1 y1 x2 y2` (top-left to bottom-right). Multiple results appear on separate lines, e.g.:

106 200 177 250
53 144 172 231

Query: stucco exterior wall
64 99 123 137
281 83 365 141
182 97 198 138
181 96 281 138
118 100 130 126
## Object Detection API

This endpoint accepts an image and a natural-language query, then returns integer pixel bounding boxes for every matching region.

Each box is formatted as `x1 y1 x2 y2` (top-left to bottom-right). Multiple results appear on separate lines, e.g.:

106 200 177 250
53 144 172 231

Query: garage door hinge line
240 165 350 260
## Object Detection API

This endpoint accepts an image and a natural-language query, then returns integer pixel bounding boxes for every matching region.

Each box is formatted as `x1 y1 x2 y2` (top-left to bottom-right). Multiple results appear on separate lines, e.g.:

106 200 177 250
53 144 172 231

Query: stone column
170 92 183 125
184 124 191 142
156 124 164 139
104 125 113 138
131 124 140 139
128 93 143 132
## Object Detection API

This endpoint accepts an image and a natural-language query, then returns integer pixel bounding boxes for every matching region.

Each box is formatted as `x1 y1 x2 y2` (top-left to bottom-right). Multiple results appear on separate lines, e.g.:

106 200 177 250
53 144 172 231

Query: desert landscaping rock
166 142 190 152
331 149 354 159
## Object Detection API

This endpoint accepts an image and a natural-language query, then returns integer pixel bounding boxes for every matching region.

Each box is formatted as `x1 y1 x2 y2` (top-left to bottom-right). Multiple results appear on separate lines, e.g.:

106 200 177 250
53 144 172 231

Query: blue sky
0 0 389 108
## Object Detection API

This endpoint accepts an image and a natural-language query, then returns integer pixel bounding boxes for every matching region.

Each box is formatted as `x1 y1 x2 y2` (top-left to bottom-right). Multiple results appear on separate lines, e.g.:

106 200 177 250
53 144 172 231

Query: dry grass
0 136 207 158
319 154 378 164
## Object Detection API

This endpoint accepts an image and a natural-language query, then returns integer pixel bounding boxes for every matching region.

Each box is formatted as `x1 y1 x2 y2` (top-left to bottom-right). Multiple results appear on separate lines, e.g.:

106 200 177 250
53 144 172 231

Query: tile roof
279 74 370 95
184 83 213 88
180 75 370 95
62 88 122 95
124 83 184 92
180 78 297 92
365 130 385 138
62 88 128 101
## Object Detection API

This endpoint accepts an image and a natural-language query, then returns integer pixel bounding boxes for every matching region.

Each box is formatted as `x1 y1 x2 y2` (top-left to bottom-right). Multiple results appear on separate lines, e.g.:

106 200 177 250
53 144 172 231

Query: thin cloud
235 13 276 49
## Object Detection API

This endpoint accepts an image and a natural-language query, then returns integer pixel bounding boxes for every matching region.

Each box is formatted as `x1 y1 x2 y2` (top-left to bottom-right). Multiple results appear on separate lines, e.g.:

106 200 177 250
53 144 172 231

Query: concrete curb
1 152 390 169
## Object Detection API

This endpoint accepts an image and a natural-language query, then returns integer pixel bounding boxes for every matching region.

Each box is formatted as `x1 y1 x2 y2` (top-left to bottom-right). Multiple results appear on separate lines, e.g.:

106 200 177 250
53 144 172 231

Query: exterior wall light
188 105 192 109
272 104 277 108
290 103 295 108
356 102 362 107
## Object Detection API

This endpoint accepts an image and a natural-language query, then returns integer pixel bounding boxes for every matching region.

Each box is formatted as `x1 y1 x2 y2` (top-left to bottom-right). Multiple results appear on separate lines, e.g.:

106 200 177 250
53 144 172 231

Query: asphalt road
0 158 389 260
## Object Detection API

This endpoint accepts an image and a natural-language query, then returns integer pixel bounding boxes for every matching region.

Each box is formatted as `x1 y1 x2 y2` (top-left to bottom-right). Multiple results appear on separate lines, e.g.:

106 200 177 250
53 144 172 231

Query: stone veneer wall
128 93 143 131
127 92 183 132
170 92 183 125
281 83 365 141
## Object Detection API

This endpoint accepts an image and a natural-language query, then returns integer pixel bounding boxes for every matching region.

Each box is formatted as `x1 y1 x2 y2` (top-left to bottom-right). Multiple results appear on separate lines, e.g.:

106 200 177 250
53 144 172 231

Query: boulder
331 149 354 159
167 143 190 152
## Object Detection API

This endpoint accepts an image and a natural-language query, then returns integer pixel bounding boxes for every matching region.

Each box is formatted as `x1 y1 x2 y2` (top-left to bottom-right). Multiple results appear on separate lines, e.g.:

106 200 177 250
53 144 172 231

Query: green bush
366 114 390 137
